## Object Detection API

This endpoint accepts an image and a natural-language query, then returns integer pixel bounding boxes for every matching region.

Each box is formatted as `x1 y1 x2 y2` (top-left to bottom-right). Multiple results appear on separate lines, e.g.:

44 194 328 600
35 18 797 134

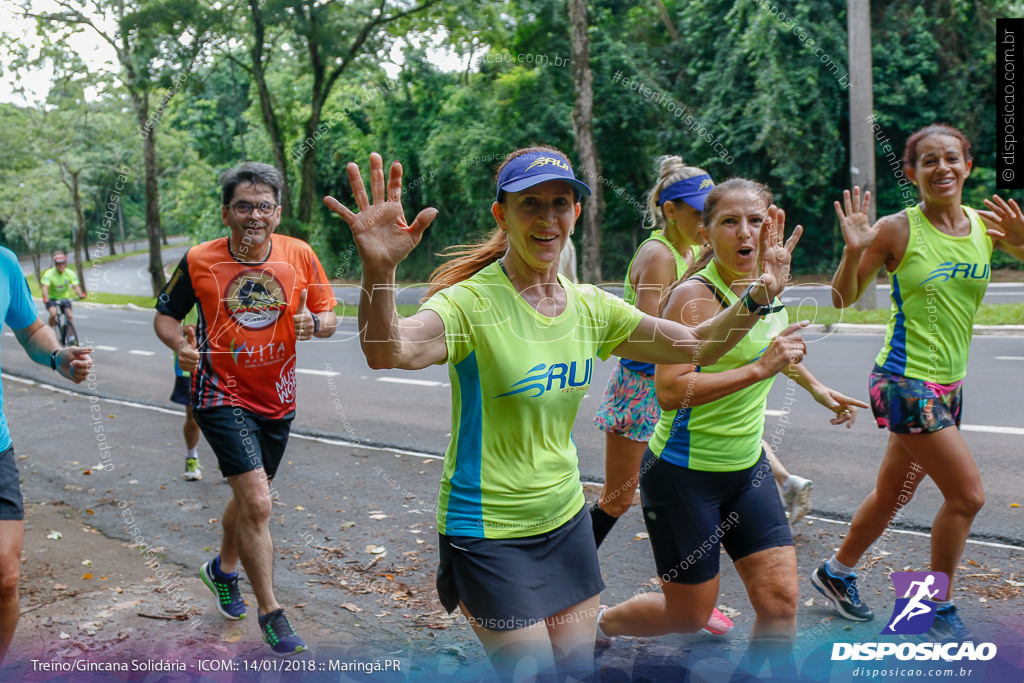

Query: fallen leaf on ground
81 574 93 580
366 545 386 554
634 532 649 541
81 560 92 566
369 514 388 520
46 531 62 540
341 603 363 613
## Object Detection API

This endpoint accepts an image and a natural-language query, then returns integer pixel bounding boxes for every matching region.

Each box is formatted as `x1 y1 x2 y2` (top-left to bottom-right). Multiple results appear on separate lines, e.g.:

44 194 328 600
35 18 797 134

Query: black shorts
193 406 293 479
639 449 792 585
0 446 25 521
44 299 71 312
436 505 603 631
170 376 191 406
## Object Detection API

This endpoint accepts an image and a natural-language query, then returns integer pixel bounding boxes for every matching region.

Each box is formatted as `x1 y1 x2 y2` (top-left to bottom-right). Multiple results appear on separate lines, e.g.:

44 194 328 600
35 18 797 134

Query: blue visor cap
495 153 593 201
658 174 715 211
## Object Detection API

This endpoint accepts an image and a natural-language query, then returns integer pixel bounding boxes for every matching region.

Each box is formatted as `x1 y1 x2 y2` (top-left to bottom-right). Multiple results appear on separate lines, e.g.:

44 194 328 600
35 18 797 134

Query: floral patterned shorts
593 363 661 442
868 365 962 434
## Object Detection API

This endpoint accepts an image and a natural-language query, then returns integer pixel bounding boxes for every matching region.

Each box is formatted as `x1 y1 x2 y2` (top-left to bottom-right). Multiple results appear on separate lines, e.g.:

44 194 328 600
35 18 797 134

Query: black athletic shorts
639 449 792 585
170 376 191 406
436 505 603 631
0 446 25 521
44 299 72 312
193 405 293 479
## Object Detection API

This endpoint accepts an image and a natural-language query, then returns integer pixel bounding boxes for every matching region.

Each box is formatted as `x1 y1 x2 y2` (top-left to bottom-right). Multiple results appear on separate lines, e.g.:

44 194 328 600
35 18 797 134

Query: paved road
4 304 1023 545
19 236 190 296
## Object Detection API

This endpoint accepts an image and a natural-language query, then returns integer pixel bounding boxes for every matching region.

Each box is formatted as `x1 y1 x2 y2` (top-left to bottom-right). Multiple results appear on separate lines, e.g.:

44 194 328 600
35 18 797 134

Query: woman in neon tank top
325 150 806 681
596 179 867 670
591 155 709 541
591 161 818 568
817 125 1024 641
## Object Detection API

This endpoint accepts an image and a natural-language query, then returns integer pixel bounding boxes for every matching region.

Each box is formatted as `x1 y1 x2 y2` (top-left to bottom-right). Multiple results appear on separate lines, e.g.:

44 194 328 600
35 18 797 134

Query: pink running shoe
701 607 734 635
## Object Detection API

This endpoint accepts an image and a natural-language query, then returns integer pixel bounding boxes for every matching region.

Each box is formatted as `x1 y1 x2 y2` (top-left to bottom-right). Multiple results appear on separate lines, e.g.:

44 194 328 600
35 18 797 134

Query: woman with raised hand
815 124 1024 642
325 149 803 681
596 179 866 671
591 155 709 546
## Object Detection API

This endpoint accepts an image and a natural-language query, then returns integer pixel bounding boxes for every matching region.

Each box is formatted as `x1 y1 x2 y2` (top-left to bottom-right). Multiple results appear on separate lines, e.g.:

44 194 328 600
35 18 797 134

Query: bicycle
50 299 79 346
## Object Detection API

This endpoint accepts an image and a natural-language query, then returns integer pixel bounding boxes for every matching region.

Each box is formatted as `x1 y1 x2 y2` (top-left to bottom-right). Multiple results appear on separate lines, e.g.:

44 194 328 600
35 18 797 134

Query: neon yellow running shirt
41 266 80 299
875 205 992 383
620 234 695 375
421 261 644 539
648 259 788 472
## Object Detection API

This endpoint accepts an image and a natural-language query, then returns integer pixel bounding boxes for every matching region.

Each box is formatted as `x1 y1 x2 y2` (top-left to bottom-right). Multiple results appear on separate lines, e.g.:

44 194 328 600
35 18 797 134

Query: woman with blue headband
325 148 805 681
596 178 866 672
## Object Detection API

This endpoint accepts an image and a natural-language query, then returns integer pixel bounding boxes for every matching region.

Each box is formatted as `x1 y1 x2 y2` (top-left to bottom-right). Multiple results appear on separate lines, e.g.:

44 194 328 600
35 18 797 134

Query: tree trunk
32 253 42 290
132 90 167 295
70 170 88 277
568 0 603 283
249 0 293 220
297 95 324 226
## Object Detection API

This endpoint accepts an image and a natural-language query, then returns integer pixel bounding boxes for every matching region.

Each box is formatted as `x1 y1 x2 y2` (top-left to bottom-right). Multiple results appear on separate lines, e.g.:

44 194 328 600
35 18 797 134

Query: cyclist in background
41 251 85 329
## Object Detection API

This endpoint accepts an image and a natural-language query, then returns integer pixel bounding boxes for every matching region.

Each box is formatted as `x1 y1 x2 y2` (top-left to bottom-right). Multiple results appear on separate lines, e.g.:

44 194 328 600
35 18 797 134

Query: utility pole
848 0 878 309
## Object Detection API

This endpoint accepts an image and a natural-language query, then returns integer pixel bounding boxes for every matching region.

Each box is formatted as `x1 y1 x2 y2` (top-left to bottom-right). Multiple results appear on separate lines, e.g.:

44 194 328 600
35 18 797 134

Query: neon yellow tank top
875 205 992 383
620 234 695 374
648 259 788 471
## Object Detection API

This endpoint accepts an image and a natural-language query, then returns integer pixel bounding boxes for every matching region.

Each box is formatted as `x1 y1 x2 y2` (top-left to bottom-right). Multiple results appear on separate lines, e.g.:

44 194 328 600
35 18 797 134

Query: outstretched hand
834 187 877 252
758 205 803 301
813 388 869 428
978 195 1024 247
323 153 439 274
58 346 94 384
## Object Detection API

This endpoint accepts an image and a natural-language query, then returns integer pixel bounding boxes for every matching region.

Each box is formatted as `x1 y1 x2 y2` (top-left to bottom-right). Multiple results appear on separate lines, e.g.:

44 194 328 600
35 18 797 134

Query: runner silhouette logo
881 571 949 635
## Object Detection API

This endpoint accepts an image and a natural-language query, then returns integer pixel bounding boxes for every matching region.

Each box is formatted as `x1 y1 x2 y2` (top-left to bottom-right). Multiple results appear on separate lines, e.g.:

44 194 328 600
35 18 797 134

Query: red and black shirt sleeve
156 249 198 321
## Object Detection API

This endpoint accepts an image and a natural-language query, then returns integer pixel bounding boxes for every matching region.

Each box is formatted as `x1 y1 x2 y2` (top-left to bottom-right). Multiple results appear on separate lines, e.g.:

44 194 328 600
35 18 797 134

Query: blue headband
496 153 593 201
657 174 715 210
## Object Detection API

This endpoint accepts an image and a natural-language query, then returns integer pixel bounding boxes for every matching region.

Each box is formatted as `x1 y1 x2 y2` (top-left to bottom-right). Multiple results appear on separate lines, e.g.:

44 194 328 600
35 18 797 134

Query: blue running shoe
926 605 972 642
200 556 246 620
259 609 308 657
810 561 874 621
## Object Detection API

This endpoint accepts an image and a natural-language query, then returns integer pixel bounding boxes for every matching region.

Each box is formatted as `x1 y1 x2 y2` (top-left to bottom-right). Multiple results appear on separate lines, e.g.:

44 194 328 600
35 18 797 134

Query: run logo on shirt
495 359 593 398
920 262 990 285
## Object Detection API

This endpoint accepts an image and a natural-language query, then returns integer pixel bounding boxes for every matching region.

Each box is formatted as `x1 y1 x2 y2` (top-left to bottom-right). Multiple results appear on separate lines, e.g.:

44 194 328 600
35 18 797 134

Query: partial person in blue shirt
0 246 93 665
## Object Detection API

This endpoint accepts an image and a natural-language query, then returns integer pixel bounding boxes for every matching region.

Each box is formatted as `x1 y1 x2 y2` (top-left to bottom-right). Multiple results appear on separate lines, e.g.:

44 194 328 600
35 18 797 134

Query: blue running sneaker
259 609 308 657
926 605 972 642
200 556 246 620
810 561 874 621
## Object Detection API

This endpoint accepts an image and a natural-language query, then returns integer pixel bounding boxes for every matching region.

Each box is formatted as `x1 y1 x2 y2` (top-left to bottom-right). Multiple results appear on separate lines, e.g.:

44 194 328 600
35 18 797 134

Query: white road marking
3 332 13 338
128 349 155 356
377 377 445 387
121 320 147 325
961 424 1024 436
295 368 340 377
94 345 119 352
995 356 1024 361
766 409 1023 435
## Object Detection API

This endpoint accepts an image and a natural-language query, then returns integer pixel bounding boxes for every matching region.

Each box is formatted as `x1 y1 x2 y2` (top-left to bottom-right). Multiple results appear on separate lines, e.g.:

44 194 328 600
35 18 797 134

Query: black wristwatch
49 349 60 372
310 312 320 335
740 283 784 317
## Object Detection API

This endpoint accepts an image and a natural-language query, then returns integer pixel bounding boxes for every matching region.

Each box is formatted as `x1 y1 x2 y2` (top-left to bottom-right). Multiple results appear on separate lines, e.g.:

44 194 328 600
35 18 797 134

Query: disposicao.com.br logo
831 571 997 663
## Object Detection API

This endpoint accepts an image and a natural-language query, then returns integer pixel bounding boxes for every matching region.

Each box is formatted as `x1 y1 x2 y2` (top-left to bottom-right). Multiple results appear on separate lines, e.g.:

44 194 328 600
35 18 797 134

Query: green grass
791 302 1024 327
27 279 157 308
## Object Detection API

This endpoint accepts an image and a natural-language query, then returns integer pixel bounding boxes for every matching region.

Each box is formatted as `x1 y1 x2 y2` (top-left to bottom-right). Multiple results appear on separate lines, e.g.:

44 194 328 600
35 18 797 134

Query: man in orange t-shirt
154 162 336 657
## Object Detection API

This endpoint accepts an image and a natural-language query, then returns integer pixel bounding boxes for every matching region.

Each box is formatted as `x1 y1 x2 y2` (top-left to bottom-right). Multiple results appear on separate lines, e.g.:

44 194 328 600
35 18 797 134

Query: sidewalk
2 378 1022 682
